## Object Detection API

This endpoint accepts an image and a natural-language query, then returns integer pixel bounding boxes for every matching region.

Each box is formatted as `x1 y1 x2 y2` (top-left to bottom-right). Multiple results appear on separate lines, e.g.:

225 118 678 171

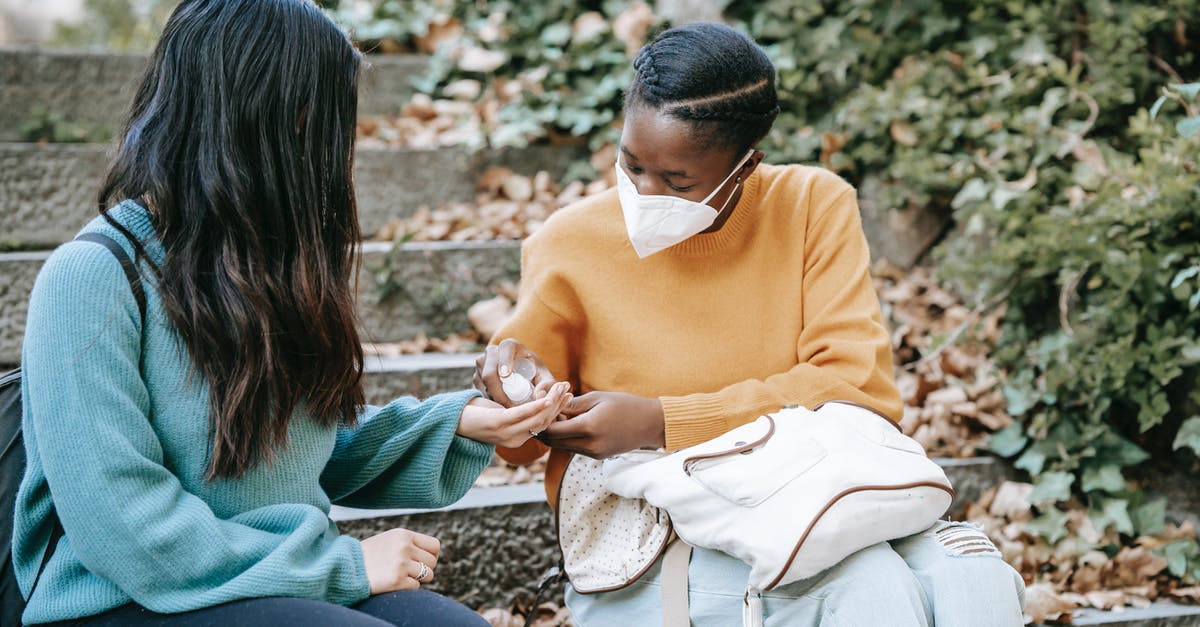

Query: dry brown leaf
572 12 608 44
443 78 483 101
1170 586 1200 601
1024 582 1079 623
890 120 918 146
612 2 656 57
413 16 463 54
457 46 508 73
502 175 534 202
479 607 523 627
989 482 1035 522
467 295 514 339
1112 547 1168 582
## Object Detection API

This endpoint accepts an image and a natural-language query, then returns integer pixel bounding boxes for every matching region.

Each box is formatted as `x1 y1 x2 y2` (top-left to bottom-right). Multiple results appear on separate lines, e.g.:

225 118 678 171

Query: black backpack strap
30 522 63 597
73 232 147 321
29 232 146 597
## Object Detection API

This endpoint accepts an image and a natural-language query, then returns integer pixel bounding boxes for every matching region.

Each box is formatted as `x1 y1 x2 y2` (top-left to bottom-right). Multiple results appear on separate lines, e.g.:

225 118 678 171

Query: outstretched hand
537 391 666 459
456 382 571 448
473 338 560 407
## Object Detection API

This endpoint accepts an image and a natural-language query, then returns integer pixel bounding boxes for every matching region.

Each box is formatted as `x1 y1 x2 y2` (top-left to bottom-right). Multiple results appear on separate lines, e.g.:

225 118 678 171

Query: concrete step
361 352 476 405
0 142 582 250
0 240 519 365
1043 604 1200 626
0 47 429 141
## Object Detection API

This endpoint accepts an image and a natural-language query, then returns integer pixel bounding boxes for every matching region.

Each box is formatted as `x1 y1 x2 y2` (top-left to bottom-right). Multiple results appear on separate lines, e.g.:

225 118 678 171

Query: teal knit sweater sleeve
320 391 493 509
20 241 369 615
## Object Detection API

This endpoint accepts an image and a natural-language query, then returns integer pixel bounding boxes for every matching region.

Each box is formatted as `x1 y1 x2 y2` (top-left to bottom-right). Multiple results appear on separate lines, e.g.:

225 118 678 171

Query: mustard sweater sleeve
660 188 902 451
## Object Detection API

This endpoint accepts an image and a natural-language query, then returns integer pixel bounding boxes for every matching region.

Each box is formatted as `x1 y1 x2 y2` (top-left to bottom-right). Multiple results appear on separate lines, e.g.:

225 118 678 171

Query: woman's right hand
473 338 560 407
360 528 441 595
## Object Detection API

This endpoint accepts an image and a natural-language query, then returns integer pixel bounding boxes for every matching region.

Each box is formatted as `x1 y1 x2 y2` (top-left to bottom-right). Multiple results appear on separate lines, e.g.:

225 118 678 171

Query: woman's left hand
537 391 666 458
456 382 572 448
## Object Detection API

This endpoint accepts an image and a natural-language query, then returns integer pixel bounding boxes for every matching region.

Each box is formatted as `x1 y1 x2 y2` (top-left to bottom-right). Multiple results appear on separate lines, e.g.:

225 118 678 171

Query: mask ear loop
709 149 756 215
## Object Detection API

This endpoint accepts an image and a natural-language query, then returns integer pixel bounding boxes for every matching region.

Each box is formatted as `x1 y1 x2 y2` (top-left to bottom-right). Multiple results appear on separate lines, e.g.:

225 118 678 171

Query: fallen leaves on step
478 601 573 627
964 481 1199 623
373 163 611 243
363 332 483 357
875 262 1007 459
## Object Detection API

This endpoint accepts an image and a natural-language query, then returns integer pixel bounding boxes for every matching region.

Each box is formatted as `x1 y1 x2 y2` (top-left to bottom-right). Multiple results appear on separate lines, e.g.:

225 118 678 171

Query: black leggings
38 589 489 627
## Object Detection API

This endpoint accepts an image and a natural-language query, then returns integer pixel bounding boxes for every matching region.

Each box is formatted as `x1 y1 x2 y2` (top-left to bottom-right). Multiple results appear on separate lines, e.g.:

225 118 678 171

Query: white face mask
616 149 755 258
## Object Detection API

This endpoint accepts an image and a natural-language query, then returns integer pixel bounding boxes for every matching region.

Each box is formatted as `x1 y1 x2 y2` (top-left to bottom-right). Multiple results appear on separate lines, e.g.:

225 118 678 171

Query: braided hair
626 22 779 157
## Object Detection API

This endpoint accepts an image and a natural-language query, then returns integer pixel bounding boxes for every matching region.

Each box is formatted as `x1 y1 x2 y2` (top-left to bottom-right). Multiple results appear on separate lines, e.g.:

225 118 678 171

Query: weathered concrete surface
337 500 559 610
937 456 1016 517
354 144 586 240
361 352 475 405
0 47 144 142
0 241 519 364
0 143 111 249
0 47 429 141
0 250 44 365
857 174 952 270
0 143 583 249
356 240 521 343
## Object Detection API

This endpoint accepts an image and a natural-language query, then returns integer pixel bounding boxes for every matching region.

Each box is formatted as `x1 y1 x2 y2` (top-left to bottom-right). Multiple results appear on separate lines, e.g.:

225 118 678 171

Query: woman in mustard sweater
477 23 1025 626
12 1 570 625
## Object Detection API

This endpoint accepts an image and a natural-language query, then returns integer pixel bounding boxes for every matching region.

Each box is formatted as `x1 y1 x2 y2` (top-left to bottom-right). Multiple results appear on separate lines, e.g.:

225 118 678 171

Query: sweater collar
664 167 762 256
106 199 165 264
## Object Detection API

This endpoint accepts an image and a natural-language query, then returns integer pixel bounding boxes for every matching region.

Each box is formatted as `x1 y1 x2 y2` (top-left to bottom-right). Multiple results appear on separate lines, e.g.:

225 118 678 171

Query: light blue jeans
565 521 1026 626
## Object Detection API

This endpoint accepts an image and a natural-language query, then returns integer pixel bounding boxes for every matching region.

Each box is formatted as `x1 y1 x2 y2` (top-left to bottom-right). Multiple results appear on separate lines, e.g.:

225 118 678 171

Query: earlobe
741 149 766 181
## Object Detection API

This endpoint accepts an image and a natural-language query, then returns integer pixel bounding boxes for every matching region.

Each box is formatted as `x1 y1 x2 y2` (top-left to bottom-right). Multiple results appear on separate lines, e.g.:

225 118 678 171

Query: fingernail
499 365 510 377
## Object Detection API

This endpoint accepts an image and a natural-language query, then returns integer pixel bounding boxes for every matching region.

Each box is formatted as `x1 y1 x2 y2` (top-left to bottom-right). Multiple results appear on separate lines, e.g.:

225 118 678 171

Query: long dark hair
98 0 365 479
626 22 780 156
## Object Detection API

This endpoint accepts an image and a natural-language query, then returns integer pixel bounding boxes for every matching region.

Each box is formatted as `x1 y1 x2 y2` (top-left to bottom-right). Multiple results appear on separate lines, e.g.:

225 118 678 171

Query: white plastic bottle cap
501 357 537 404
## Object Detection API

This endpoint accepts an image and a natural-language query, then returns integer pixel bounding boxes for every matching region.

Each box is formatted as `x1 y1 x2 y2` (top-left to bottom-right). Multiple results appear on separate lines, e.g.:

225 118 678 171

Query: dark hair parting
626 22 780 156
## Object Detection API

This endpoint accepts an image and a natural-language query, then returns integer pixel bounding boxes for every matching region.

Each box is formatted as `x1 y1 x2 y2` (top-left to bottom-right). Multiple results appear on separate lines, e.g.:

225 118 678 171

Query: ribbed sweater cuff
661 395 728 451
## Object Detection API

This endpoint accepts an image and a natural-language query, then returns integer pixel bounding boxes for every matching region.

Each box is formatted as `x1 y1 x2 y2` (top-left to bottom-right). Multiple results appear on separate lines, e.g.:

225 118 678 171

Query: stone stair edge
0 141 586 250
0 46 431 141
0 240 521 365
0 238 521 261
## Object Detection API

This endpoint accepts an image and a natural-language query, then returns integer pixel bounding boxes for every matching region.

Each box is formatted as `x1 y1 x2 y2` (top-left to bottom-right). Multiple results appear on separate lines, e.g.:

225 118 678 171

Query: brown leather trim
681 415 776 476
765 480 956 590
812 400 902 432
554 453 675 595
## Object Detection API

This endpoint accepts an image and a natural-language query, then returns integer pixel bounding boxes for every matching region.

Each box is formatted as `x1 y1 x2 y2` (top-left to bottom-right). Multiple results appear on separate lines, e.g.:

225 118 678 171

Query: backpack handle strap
73 232 147 321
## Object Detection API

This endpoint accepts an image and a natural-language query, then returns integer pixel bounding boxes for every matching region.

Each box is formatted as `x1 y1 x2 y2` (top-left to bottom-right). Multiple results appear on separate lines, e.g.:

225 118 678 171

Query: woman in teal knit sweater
11 0 569 625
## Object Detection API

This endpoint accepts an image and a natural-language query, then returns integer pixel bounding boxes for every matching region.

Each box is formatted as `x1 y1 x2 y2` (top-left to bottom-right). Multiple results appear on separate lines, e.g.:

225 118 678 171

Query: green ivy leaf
1170 82 1200 100
1090 498 1134 535
987 422 1028 457
1178 117 1200 138
1149 95 1168 119
1027 507 1070 544
1161 540 1200 578
1015 447 1047 475
1002 383 1037 417
1029 471 1074 505
1132 498 1166 536
1171 266 1200 289
1081 464 1126 493
1173 416 1200 455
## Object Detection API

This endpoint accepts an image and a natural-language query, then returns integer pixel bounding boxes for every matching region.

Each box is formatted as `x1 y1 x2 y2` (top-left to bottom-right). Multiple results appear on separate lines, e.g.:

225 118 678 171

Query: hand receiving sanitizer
500 357 538 405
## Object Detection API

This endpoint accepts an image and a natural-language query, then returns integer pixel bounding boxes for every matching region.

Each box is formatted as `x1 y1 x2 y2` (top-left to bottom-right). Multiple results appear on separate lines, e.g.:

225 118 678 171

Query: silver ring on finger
415 561 431 583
